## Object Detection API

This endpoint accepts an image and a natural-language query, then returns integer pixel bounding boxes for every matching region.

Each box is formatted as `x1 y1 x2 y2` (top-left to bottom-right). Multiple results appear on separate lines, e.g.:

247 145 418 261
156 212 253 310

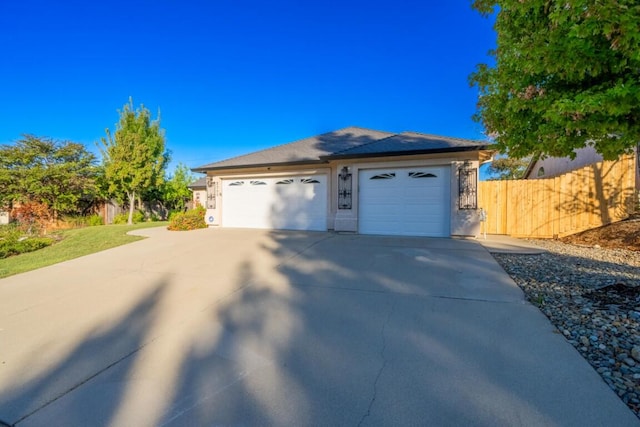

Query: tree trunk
127 191 136 225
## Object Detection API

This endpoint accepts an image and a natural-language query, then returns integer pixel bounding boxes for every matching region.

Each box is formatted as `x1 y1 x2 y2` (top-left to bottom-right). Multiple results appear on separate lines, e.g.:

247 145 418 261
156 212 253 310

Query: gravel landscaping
491 240 640 418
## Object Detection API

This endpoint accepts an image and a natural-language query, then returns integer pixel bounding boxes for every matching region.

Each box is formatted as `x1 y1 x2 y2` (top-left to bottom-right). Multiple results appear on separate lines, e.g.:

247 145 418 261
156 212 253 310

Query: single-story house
192 127 493 237
187 177 207 208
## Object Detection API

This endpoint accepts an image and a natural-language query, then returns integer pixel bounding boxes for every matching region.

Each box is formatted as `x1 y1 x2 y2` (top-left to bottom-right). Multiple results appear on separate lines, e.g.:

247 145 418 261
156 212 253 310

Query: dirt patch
584 283 640 310
561 216 640 252
561 217 640 310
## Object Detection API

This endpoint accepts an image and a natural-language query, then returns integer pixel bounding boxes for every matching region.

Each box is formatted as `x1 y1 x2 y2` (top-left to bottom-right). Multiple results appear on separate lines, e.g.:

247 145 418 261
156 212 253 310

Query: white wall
192 189 207 207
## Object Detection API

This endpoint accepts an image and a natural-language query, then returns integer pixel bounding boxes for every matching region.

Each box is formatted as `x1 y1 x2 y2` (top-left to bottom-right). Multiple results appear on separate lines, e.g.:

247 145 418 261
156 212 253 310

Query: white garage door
222 175 328 231
359 166 450 237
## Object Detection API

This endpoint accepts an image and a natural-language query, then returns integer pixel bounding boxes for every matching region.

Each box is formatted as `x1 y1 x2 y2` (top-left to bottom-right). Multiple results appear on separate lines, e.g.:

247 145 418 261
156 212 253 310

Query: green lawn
0 222 168 279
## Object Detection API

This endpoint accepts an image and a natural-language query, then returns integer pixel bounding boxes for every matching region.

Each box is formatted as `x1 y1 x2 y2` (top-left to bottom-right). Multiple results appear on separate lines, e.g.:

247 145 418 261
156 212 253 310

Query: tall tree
162 163 196 212
486 156 530 180
100 99 170 224
0 135 98 220
470 1 640 160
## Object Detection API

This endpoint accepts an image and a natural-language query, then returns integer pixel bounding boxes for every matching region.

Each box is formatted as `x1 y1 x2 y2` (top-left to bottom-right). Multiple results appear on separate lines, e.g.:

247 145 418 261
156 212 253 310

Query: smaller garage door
359 166 450 237
222 175 328 231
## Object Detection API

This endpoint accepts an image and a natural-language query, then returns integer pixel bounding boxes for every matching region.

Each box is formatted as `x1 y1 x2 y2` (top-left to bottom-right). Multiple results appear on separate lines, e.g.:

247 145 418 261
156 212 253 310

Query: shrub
0 224 22 241
0 236 54 259
113 211 144 224
112 213 128 224
11 201 50 234
60 215 90 228
168 206 207 231
87 214 104 226
133 210 145 223
55 214 103 229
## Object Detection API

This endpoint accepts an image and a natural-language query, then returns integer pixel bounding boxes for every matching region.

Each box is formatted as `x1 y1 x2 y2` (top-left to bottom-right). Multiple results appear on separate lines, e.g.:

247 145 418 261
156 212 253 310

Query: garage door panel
223 176 327 231
359 167 450 237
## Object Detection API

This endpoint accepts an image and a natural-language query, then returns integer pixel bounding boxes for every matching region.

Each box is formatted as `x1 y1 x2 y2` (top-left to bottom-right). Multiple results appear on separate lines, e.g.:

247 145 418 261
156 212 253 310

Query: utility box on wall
205 209 216 226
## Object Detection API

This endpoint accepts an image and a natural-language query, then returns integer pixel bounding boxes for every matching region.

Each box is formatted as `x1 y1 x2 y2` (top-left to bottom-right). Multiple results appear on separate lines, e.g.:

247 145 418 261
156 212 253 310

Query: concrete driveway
0 227 637 426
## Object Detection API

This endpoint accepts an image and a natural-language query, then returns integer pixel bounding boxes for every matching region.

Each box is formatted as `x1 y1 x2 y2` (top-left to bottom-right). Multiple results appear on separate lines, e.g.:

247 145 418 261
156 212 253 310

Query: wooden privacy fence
478 155 636 238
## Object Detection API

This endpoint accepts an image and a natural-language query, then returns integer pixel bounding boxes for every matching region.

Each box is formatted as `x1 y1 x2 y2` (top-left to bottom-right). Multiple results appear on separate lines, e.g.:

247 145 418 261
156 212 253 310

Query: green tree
100 99 170 224
162 163 196 212
486 156 530 180
0 135 98 220
470 1 640 160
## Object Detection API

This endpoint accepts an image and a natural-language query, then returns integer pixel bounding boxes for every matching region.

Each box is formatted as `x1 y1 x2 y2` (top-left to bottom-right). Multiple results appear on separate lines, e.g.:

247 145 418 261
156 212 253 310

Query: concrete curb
473 235 547 255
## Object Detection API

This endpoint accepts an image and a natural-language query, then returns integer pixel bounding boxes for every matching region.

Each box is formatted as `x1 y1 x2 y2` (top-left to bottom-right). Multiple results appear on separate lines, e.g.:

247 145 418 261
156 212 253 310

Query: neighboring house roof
187 177 207 189
193 126 490 172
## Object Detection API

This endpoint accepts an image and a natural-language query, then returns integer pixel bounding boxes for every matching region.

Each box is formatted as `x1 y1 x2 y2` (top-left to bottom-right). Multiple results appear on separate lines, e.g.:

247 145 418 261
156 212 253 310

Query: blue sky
0 1 496 173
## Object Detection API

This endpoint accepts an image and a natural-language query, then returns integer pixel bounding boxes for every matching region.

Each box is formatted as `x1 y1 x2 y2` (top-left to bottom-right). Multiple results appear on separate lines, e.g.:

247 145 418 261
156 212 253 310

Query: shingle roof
193 127 393 172
187 177 206 189
326 131 489 159
193 127 489 172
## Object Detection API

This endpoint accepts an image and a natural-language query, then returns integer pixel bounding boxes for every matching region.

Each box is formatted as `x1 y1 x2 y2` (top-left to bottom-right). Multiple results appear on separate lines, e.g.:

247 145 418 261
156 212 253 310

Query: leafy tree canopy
162 163 196 211
486 156 530 180
100 99 170 224
0 135 98 219
470 0 640 160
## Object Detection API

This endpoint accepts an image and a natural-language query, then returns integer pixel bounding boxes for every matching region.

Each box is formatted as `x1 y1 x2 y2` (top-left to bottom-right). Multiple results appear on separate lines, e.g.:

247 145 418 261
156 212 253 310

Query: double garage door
359 166 450 237
221 166 450 236
222 175 328 231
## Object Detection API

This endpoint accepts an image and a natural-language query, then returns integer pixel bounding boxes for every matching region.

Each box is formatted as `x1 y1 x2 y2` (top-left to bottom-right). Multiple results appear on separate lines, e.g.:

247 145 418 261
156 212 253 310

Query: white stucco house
192 127 493 237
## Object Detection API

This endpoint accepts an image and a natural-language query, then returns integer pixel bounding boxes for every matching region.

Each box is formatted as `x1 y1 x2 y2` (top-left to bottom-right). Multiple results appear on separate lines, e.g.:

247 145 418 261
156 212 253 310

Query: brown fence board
479 156 636 238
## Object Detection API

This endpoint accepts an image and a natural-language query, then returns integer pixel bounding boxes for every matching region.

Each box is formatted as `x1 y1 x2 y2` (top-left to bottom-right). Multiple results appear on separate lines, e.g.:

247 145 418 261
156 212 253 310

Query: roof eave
191 159 328 173
522 157 539 179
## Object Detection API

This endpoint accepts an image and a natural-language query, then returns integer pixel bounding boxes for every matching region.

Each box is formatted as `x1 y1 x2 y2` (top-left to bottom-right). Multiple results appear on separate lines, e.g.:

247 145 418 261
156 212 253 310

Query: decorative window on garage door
370 172 395 180
408 171 437 178
458 165 477 209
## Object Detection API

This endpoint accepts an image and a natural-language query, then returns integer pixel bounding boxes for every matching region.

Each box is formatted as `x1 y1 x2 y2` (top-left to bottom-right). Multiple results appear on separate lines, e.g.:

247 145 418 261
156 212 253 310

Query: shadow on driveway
0 229 637 426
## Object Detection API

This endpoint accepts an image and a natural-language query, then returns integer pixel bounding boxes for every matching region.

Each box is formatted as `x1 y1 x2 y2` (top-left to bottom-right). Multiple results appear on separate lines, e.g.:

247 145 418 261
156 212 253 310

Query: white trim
215 167 331 180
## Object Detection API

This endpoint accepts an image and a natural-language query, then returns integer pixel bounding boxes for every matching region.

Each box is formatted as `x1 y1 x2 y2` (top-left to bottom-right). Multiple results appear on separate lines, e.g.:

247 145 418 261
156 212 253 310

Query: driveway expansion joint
288 282 525 304
11 338 159 426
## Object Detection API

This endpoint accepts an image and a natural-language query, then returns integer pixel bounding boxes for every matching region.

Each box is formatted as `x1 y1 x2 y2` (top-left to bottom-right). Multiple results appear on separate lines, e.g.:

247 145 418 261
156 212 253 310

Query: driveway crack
276 233 336 267
358 301 394 427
